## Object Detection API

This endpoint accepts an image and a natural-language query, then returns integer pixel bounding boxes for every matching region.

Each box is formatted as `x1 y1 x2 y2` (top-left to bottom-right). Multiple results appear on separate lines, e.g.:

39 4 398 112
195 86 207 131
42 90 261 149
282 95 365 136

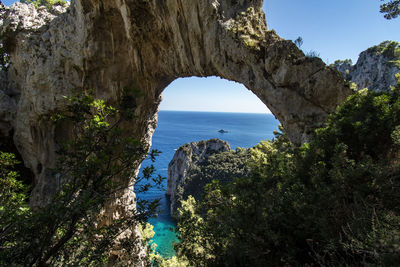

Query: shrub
175 77 400 266
0 92 164 265
172 148 250 217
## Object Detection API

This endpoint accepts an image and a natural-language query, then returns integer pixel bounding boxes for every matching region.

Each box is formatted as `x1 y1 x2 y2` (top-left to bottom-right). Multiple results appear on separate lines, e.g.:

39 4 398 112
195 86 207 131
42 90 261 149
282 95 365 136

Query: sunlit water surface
137 110 280 257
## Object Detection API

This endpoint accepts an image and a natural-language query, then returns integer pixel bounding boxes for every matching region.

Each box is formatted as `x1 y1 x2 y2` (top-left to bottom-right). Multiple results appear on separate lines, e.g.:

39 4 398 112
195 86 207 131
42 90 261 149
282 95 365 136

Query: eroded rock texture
335 41 400 92
0 0 351 262
166 139 230 216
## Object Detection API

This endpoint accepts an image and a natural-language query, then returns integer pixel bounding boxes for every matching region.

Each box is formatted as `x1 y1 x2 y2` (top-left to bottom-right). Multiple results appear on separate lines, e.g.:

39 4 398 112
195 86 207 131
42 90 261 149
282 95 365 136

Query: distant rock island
218 129 228 133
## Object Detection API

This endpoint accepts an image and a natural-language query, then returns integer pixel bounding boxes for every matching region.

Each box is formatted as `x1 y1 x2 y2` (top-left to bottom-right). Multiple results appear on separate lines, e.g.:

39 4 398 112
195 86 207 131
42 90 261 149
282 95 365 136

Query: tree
380 0 400 19
0 91 164 265
175 76 400 266
294 36 303 48
171 148 250 218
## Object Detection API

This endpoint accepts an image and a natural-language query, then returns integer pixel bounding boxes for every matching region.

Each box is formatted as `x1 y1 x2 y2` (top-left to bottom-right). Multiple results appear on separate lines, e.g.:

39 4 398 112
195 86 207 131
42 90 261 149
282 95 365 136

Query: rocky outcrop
0 0 350 204
166 139 230 216
0 0 351 263
334 41 400 92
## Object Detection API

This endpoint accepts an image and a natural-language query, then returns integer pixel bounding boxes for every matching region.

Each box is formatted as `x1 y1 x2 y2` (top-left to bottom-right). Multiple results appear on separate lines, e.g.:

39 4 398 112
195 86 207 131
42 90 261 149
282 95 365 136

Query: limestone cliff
334 41 400 91
0 0 352 204
0 0 351 206
0 0 351 263
166 139 230 216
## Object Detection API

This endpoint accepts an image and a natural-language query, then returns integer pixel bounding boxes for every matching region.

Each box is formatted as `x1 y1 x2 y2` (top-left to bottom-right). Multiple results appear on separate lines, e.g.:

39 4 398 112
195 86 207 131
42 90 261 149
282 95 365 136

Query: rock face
166 139 230 216
0 0 351 204
334 41 400 92
0 0 351 263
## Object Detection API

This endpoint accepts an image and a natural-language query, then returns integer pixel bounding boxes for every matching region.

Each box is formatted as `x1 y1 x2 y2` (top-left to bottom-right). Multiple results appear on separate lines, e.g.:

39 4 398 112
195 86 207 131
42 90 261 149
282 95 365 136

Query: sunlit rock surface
335 41 400 92
0 0 351 263
166 139 230 217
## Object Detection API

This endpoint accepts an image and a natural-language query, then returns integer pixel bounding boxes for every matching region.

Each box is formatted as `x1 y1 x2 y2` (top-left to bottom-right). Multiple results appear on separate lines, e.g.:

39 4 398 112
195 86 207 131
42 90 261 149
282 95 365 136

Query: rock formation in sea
0 0 351 263
166 139 230 217
334 41 400 92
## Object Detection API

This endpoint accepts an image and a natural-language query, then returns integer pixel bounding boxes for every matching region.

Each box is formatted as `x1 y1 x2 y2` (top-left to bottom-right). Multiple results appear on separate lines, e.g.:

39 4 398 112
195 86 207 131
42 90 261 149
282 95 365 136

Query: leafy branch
0 91 164 265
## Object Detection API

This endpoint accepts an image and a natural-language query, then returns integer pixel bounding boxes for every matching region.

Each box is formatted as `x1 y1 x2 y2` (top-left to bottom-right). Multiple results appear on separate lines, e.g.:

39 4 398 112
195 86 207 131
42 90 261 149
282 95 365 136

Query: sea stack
166 139 230 217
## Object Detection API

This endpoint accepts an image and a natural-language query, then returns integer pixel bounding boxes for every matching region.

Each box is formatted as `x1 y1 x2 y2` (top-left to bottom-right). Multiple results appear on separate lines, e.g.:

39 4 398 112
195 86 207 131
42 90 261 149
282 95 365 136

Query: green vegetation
174 75 400 266
20 0 67 9
367 41 400 68
305 50 321 58
228 7 265 50
172 148 250 217
0 152 31 247
334 59 353 65
0 92 163 265
380 0 400 19
294 36 303 48
367 41 400 58
333 59 353 81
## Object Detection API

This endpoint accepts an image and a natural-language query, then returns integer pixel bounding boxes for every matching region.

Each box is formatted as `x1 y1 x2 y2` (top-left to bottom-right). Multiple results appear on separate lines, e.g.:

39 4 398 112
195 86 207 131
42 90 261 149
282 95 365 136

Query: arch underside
74 0 349 143
0 0 351 248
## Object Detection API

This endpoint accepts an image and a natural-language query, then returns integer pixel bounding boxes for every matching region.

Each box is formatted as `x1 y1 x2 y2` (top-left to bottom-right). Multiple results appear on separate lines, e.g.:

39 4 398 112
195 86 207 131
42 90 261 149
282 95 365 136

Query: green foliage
0 92 164 265
20 0 67 9
151 254 189 267
294 36 303 48
334 59 353 65
0 152 31 256
367 41 400 65
176 137 297 266
141 221 189 267
172 148 250 217
305 50 320 58
175 78 400 266
380 0 400 19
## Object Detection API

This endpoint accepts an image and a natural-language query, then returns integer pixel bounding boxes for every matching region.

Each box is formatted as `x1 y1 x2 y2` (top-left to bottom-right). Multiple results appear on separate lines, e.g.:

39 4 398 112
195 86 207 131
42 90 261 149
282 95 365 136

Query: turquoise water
137 111 280 257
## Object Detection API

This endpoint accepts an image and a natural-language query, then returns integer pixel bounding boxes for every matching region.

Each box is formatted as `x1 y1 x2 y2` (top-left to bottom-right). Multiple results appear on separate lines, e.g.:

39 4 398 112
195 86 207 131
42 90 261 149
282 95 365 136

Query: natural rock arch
0 0 350 235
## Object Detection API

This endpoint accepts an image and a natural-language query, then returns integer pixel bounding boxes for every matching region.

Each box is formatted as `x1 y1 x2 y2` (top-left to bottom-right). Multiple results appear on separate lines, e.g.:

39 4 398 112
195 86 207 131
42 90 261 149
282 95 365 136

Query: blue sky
3 0 400 113
163 0 400 113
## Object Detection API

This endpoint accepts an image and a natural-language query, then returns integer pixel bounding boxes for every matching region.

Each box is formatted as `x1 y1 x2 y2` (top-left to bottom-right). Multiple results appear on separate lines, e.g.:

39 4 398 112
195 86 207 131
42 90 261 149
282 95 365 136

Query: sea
136 110 280 258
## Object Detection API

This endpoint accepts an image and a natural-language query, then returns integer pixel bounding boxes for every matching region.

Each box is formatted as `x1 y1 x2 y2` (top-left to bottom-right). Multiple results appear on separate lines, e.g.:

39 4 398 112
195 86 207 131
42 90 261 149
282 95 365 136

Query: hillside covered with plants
368 41 400 68
0 0 399 266
151 76 400 266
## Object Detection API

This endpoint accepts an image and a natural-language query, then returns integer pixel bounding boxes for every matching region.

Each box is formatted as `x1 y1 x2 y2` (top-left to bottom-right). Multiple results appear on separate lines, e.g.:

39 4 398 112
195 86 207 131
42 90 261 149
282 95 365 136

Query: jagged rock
0 0 350 204
334 41 400 92
334 59 353 79
0 0 351 263
166 139 230 216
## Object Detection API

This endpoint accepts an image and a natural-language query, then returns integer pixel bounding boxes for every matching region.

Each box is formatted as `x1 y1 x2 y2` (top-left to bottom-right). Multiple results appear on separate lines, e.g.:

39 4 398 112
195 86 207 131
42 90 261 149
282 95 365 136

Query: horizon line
158 109 273 115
